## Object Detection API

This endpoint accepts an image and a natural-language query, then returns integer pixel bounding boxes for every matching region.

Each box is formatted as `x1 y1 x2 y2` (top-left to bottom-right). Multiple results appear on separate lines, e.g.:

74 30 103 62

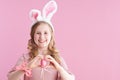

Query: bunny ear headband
29 0 57 31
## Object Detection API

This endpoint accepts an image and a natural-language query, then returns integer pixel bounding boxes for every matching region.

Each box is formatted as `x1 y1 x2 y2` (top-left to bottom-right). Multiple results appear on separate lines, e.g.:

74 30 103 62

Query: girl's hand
27 55 43 68
45 55 61 69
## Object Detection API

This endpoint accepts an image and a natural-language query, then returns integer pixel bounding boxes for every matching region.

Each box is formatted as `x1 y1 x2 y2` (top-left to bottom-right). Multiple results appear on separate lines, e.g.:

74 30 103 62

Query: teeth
39 40 46 43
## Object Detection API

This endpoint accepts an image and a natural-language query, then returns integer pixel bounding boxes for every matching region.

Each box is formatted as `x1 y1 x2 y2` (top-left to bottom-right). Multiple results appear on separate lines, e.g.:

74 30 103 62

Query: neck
38 47 48 55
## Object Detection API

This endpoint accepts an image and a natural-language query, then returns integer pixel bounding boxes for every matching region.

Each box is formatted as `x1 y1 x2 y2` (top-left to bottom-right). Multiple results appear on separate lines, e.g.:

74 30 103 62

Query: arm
57 66 75 80
7 70 25 80
7 53 42 80
56 58 75 80
45 55 75 80
7 55 26 80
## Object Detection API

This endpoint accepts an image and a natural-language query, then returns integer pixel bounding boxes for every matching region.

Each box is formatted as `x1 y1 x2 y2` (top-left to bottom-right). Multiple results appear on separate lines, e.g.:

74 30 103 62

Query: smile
38 40 46 43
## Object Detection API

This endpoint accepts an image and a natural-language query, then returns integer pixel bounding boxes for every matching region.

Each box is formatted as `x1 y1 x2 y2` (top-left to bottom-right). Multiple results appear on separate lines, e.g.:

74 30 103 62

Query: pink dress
8 53 70 80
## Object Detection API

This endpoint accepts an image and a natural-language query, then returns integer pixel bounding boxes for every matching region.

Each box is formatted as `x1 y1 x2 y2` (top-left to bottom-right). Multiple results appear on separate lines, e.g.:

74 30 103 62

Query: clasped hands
27 54 60 69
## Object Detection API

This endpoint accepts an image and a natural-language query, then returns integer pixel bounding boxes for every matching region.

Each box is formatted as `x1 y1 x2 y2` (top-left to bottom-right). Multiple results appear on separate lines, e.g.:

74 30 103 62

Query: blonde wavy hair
27 21 61 63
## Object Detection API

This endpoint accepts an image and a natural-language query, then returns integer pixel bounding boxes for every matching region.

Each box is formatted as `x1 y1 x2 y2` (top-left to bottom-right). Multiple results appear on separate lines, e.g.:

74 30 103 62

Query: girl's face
34 23 51 49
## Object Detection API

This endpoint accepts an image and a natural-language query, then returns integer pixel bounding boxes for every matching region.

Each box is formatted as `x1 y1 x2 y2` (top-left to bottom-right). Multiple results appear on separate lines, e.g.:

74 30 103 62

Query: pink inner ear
46 2 55 16
32 12 38 20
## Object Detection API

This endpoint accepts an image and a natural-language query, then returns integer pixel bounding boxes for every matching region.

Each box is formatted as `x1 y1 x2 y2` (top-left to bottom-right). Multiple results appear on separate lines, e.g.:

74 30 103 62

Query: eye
36 32 40 34
44 32 48 34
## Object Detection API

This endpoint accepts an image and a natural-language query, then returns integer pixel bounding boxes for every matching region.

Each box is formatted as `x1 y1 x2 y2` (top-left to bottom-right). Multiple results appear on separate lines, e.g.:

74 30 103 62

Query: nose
39 34 44 39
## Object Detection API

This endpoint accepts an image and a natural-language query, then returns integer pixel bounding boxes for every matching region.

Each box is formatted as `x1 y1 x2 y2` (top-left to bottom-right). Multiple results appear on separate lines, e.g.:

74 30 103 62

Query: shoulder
16 53 30 65
20 53 31 63
59 56 68 70
22 53 30 60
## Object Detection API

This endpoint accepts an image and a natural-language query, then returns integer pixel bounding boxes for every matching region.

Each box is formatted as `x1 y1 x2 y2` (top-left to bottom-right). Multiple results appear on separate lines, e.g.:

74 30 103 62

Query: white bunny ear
43 0 57 20
29 9 42 22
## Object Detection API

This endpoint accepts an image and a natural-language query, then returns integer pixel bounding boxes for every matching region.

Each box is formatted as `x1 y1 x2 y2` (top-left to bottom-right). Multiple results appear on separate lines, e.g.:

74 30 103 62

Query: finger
45 55 60 68
45 55 55 63
45 55 52 60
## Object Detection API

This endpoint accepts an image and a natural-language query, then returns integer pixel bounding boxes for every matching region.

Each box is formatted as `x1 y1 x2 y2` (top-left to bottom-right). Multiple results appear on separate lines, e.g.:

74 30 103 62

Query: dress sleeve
7 54 28 80
60 57 69 70
57 57 75 80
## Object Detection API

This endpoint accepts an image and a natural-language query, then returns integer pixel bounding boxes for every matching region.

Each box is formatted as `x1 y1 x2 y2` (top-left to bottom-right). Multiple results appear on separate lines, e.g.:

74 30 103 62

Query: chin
39 44 48 48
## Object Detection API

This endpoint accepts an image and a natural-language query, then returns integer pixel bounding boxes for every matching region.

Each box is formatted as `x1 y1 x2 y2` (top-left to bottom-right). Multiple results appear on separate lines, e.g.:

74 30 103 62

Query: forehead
35 23 51 32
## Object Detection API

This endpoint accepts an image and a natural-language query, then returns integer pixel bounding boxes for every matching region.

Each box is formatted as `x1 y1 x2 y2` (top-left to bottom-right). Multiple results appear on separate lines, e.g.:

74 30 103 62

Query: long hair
27 21 61 63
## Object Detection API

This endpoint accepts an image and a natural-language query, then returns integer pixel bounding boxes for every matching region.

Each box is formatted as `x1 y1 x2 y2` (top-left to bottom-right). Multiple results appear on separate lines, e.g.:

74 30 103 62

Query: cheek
47 35 51 41
34 35 39 42
48 37 52 45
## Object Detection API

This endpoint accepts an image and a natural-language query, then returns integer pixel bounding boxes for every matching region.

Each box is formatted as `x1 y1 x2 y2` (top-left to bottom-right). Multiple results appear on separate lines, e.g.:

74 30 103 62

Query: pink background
0 0 120 80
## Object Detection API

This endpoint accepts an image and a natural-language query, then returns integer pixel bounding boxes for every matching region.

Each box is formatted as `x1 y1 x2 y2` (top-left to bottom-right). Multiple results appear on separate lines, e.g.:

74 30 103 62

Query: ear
42 0 57 20
29 9 42 21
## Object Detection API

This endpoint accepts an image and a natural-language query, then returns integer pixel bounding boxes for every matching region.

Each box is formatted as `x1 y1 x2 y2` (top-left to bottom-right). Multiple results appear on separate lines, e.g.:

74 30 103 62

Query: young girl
7 0 75 80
